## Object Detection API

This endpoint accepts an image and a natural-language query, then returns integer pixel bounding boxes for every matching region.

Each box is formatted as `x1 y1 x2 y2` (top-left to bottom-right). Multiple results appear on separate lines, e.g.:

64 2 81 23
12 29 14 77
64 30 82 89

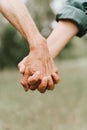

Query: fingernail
20 65 25 73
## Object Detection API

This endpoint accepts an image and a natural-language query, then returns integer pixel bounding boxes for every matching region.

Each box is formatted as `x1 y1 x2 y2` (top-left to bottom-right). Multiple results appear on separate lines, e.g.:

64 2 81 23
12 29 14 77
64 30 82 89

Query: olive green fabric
56 0 87 37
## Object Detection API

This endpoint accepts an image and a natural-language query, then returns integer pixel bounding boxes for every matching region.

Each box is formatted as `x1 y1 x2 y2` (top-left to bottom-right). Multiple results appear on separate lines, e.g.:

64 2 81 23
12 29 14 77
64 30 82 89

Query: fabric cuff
56 5 87 37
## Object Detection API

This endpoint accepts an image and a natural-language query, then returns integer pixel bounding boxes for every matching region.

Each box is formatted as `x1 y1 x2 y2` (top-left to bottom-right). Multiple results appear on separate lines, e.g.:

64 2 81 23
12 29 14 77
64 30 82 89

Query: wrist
28 34 47 51
59 20 79 36
47 20 79 58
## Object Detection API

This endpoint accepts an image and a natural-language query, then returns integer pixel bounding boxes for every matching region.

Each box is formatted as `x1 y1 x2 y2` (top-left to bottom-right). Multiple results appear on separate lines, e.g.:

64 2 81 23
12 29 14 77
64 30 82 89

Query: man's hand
18 39 60 93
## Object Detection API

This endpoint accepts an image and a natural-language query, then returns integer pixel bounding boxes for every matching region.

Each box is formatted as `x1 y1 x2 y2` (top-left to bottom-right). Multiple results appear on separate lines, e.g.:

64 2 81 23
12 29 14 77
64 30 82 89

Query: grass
0 58 87 130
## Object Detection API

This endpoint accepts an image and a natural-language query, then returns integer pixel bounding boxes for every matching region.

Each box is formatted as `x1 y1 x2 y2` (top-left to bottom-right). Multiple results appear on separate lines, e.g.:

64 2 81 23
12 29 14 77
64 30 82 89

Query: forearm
0 0 42 50
47 20 79 58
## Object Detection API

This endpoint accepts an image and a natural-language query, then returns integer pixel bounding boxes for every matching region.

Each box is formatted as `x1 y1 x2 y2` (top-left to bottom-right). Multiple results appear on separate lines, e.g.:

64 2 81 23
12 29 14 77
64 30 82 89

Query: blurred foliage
26 0 54 37
58 36 87 59
0 25 29 69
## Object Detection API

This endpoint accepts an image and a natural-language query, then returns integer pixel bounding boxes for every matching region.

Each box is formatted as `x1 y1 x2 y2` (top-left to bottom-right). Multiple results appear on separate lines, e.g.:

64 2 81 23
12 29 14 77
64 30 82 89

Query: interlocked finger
21 76 29 91
47 76 54 90
29 80 41 90
20 68 30 91
38 77 47 93
28 71 41 85
51 72 60 84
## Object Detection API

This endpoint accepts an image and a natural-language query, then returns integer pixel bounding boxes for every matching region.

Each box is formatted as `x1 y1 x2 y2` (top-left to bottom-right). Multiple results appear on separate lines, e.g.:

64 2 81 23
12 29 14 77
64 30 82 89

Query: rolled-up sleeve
56 0 87 37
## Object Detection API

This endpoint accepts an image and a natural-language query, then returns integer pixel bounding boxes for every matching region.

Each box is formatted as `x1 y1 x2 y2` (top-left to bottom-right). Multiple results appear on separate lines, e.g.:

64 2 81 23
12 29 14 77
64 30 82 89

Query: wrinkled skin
18 42 60 93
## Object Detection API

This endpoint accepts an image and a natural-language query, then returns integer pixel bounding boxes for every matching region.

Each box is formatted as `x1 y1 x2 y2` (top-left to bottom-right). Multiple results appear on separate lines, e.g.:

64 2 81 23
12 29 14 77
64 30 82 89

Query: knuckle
38 88 46 93
47 84 54 90
54 68 59 74
32 78 37 83
38 85 45 93
20 80 26 86
28 79 35 85
58 77 60 82
50 84 55 90
56 76 60 82
30 85 36 90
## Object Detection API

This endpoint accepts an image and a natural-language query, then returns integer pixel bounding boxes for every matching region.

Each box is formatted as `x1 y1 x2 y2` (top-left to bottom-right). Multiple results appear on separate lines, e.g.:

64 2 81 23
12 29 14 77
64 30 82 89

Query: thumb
18 62 25 75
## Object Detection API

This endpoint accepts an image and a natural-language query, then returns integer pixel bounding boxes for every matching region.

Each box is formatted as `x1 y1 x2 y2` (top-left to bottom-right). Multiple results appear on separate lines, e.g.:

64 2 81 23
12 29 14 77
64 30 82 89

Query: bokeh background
0 0 87 130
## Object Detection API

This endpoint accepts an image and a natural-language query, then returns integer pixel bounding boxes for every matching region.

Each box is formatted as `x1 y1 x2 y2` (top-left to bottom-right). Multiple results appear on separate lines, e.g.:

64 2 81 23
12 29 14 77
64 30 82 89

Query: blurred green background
0 0 87 130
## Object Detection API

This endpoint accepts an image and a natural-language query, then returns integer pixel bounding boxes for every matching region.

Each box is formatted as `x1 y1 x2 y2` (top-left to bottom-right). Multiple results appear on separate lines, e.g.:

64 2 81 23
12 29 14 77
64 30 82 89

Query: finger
20 74 29 91
51 73 60 84
38 77 47 93
54 67 59 74
29 85 37 91
28 71 41 85
21 80 29 91
18 57 28 74
18 63 25 75
29 80 41 91
47 76 54 90
19 64 25 75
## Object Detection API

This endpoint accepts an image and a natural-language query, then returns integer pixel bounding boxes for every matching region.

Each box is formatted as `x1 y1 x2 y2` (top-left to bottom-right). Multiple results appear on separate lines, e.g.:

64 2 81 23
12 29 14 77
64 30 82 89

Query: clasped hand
18 39 60 93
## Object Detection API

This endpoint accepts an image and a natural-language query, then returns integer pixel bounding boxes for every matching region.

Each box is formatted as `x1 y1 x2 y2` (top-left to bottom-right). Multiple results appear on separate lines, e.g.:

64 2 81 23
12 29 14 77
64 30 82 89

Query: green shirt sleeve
56 0 87 37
